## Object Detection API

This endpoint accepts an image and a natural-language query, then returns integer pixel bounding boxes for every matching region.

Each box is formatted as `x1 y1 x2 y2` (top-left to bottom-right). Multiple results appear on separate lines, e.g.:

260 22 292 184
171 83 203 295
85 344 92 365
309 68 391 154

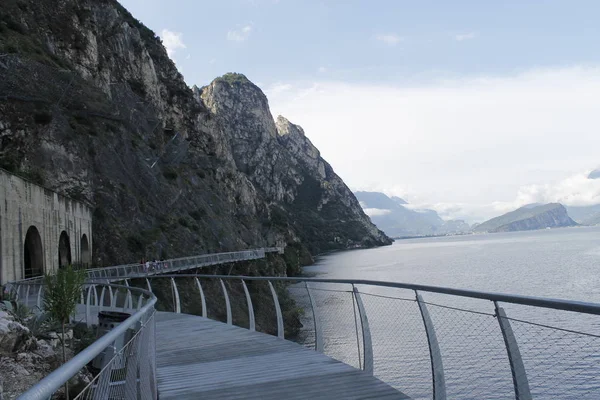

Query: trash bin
91 311 132 372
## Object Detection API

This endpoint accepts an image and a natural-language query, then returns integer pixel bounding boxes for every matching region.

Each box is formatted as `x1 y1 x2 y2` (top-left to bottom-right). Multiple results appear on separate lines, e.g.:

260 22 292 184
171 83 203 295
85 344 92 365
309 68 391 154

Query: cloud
512 171 600 208
227 25 253 42
375 33 403 46
160 29 186 57
267 65 600 223
265 82 293 97
318 66 327 73
363 208 392 217
455 32 477 41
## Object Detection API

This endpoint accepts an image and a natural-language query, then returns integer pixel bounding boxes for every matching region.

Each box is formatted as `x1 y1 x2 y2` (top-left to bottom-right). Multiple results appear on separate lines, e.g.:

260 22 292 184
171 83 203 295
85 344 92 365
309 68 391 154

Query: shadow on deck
155 312 411 399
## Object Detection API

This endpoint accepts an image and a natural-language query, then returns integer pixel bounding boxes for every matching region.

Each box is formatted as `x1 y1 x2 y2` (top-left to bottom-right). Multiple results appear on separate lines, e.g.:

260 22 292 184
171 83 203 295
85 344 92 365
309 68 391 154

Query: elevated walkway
155 312 410 399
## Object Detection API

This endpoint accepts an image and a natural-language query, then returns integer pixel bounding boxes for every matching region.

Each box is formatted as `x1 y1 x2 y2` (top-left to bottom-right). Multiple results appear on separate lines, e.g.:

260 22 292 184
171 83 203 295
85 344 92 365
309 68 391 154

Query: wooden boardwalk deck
155 312 411 399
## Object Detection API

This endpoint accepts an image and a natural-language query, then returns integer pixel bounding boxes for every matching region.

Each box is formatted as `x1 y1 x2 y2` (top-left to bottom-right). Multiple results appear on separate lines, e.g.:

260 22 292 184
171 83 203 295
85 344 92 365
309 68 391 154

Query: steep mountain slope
0 0 389 266
355 191 445 236
473 203 577 233
198 77 390 254
566 204 600 224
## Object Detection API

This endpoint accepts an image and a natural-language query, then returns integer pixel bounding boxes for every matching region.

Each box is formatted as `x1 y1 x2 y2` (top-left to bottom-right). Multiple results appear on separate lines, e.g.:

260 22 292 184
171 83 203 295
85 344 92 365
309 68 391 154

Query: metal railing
9 247 283 286
14 282 157 400
128 274 600 400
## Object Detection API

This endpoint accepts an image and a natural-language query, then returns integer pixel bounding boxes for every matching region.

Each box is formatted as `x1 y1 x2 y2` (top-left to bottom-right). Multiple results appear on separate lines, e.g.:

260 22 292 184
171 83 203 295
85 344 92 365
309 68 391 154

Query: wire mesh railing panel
288 284 315 348
74 309 157 400
361 291 432 400
425 297 514 400
307 283 362 369
508 313 600 399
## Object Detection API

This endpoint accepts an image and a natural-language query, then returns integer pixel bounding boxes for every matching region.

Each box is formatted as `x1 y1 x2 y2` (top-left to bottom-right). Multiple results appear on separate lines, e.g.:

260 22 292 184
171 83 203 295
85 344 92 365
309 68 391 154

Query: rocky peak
201 73 277 142
1 0 390 262
276 116 325 179
276 115 305 137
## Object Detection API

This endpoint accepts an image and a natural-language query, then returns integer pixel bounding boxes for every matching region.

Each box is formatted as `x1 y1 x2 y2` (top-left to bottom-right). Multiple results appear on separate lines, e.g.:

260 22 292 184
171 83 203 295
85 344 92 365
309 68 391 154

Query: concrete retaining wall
0 170 93 284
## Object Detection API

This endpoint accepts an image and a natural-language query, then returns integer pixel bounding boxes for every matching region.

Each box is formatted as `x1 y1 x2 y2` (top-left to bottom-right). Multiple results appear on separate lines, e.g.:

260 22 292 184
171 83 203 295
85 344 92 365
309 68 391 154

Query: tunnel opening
24 226 44 278
81 234 90 268
58 231 71 268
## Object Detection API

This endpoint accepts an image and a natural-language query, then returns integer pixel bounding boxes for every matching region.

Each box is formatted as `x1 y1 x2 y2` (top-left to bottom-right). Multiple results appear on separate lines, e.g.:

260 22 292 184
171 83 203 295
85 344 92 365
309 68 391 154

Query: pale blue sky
119 0 600 87
118 1 600 222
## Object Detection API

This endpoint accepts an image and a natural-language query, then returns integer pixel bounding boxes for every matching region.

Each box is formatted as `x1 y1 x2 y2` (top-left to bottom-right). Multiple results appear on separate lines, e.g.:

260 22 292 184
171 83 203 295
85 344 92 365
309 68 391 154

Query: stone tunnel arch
58 231 71 268
24 226 44 278
81 234 90 268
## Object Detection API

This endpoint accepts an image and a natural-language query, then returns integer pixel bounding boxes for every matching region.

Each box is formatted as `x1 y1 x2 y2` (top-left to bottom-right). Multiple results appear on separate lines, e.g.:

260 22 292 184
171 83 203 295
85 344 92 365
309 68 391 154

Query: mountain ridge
474 203 577 233
0 0 390 265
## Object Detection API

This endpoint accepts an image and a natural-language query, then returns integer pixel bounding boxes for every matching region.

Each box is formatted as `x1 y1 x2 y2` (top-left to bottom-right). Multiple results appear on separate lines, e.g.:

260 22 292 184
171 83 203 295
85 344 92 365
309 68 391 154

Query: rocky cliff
0 0 390 266
474 203 577 233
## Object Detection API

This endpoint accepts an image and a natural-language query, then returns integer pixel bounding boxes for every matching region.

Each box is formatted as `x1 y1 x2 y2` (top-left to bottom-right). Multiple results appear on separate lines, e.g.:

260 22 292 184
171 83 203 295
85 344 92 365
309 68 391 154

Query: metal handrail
133 273 600 400
135 274 600 315
7 247 283 286
17 284 157 400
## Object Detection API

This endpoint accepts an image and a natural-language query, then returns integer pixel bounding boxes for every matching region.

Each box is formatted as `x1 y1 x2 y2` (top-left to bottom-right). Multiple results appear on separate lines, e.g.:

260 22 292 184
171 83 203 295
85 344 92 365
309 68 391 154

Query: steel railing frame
138 274 600 400
16 284 157 400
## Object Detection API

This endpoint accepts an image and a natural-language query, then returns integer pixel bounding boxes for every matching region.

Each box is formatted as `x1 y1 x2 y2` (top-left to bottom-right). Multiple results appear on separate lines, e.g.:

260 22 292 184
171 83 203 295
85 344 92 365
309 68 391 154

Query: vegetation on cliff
0 0 390 268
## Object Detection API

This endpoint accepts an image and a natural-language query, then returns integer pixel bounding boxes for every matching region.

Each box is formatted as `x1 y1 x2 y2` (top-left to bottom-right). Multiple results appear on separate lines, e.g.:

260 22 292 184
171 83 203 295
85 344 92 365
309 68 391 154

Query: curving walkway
155 312 410 399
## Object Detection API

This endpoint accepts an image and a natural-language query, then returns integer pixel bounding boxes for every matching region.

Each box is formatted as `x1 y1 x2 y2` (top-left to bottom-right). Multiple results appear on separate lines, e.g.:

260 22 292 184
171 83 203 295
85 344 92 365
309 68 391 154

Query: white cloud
160 29 186 58
267 65 600 223
512 171 600 207
455 32 477 41
363 208 392 217
227 25 253 42
265 82 293 97
318 66 327 73
375 33 403 46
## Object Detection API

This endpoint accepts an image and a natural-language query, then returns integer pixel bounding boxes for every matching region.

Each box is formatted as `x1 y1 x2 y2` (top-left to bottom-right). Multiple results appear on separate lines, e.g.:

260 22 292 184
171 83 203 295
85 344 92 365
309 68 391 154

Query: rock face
474 203 577 233
0 0 390 264
0 311 61 400
200 77 390 253
0 311 32 356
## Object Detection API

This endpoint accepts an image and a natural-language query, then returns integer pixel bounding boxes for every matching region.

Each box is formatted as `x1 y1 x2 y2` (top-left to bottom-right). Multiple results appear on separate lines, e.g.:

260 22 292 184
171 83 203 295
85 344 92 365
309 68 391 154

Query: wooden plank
155 312 411 400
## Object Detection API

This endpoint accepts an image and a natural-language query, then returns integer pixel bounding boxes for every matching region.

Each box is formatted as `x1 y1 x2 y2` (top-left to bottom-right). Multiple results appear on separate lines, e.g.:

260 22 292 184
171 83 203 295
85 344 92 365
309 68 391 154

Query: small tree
44 265 86 400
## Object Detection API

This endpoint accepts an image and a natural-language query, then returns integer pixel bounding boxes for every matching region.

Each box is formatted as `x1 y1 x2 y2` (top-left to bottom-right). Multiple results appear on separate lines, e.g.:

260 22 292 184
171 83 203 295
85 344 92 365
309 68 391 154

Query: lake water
292 226 600 399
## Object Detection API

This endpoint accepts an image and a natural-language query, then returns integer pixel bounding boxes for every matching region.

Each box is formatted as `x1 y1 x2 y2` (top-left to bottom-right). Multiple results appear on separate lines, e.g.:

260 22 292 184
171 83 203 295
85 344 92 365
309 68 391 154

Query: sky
119 0 600 222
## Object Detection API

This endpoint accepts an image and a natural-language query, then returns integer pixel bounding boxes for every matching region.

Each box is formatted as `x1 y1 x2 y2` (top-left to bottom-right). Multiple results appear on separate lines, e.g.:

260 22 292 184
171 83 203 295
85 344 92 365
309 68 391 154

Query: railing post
170 278 181 313
109 286 116 308
36 284 43 309
146 278 152 293
220 279 232 325
25 284 30 307
352 285 373 375
416 291 446 400
495 302 532 400
99 286 106 308
268 281 284 339
85 285 93 327
242 280 256 331
194 277 207 318
305 282 323 352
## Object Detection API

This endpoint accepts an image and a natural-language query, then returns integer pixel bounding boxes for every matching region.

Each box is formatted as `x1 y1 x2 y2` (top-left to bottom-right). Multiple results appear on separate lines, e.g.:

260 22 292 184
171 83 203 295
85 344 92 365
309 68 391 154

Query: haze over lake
306 226 600 302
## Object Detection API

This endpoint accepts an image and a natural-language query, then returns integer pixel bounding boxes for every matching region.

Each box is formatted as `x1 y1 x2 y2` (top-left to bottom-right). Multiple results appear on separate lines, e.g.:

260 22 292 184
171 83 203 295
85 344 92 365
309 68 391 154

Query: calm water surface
294 226 600 399
306 226 600 302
